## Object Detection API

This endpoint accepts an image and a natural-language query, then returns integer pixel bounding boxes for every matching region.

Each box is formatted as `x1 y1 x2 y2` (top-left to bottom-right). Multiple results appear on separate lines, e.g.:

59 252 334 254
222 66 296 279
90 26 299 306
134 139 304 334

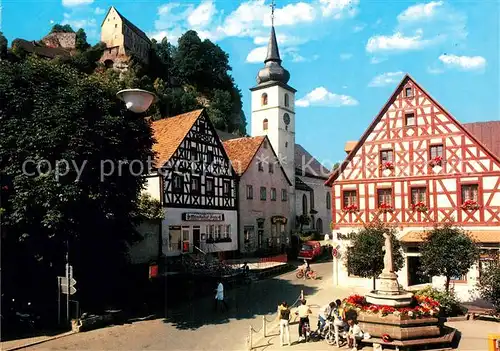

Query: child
347 319 363 350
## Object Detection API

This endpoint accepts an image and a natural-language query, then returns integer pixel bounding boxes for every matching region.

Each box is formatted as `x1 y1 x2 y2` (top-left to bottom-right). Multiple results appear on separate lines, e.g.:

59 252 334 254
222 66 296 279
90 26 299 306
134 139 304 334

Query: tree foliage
476 259 500 313
0 57 154 311
345 220 404 290
50 24 74 33
0 31 7 59
420 223 480 292
134 193 164 221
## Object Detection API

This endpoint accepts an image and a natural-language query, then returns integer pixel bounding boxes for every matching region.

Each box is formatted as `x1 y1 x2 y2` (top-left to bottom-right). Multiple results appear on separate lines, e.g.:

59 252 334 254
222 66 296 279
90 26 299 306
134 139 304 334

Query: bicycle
295 268 317 280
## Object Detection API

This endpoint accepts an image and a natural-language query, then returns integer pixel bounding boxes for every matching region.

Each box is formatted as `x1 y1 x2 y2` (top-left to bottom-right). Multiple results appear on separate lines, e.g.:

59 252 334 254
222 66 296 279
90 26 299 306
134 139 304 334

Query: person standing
332 299 347 347
277 301 291 346
295 299 312 342
214 280 227 312
317 301 334 333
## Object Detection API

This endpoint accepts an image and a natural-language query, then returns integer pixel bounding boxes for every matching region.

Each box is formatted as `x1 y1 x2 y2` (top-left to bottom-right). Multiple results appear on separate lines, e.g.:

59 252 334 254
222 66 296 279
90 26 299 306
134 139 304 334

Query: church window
326 192 331 209
263 119 268 131
302 194 308 215
284 93 289 107
261 93 268 106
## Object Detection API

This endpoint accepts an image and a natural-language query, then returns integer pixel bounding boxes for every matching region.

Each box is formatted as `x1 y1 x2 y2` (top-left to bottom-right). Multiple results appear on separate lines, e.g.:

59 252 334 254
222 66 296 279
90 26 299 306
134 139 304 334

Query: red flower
343 204 358 212
1 186 8 191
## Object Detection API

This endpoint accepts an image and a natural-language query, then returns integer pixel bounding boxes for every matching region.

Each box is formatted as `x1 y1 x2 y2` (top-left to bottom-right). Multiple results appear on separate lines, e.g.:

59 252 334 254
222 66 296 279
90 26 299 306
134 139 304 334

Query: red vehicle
297 241 322 261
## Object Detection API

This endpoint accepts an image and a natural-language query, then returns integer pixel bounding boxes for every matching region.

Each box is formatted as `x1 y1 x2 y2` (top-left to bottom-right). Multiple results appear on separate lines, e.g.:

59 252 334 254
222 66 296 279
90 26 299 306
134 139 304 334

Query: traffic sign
60 277 77 287
332 248 339 258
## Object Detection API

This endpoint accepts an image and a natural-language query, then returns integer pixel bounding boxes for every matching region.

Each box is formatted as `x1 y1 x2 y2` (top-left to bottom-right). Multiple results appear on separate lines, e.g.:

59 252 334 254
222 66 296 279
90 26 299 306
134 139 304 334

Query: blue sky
2 0 499 166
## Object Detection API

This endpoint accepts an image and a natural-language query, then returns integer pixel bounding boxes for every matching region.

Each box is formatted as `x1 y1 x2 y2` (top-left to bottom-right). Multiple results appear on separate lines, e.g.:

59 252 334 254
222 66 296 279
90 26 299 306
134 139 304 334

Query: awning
400 230 500 243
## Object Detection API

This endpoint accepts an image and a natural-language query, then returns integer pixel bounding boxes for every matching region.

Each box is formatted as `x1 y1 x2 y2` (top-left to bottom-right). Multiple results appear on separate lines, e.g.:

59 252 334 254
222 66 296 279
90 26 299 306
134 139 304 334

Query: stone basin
357 311 441 340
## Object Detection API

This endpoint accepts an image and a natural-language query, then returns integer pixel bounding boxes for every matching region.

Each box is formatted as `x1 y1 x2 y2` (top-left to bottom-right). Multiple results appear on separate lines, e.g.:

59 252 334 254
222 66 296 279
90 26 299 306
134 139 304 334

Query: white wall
296 176 332 234
238 140 292 251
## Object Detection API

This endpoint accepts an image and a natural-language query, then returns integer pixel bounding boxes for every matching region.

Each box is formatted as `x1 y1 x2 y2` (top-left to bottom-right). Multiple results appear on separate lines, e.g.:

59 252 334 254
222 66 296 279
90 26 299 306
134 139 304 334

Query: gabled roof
295 177 313 191
326 74 500 186
463 121 500 158
101 6 151 44
223 136 292 185
151 109 204 168
295 144 331 180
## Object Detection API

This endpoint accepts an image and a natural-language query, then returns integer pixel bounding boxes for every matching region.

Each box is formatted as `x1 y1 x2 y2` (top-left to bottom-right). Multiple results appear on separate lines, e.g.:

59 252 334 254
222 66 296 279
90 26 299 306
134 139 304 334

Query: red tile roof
463 121 500 158
223 136 265 176
151 109 204 168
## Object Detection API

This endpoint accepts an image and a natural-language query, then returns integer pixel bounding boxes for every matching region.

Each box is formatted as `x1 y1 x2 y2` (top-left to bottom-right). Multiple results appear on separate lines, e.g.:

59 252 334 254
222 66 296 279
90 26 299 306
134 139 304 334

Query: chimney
344 141 357 154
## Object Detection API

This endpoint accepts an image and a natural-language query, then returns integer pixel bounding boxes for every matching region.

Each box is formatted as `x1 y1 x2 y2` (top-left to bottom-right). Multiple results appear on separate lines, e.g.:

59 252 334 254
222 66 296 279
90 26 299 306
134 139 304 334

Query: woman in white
276 301 291 346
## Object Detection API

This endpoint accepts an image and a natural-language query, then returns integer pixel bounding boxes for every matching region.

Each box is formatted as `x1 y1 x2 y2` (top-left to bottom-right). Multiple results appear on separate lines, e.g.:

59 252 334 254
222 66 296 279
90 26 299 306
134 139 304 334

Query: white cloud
368 71 404 87
61 17 97 30
296 87 358 107
340 53 352 60
94 7 105 15
246 46 267 63
187 0 216 27
319 0 359 19
397 1 443 22
62 0 93 7
367 1 467 54
366 31 434 53
438 54 486 71
50 19 55 24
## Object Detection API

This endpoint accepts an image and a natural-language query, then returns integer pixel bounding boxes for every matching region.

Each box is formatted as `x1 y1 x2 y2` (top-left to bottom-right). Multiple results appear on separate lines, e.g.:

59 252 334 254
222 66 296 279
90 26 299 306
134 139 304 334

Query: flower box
343 204 359 213
462 199 479 211
380 161 394 170
378 203 394 213
412 202 428 212
429 156 443 167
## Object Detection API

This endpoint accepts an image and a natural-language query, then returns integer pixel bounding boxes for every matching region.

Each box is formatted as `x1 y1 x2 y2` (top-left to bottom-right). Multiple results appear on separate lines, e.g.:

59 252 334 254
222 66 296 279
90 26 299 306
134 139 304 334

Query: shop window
224 224 231 238
168 226 181 252
244 226 255 244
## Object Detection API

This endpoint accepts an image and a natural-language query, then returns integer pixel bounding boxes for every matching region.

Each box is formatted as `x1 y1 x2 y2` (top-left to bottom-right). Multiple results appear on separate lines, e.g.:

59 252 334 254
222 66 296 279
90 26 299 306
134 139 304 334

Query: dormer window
405 87 413 98
284 93 289 107
261 93 268 106
263 119 268 131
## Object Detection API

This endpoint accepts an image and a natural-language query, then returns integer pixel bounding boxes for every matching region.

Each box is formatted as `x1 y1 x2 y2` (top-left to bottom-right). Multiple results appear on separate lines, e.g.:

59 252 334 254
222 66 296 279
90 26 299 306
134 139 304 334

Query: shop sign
336 232 356 240
182 212 224 221
271 216 287 224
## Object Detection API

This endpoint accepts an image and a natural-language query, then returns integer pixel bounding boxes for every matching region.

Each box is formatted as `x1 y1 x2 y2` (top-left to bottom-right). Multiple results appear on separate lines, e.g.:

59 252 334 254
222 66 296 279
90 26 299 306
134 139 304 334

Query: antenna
270 0 276 27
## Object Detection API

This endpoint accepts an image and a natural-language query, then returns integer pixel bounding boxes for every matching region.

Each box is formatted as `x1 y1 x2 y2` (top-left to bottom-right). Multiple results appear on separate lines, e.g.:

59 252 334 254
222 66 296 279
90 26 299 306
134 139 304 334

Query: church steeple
255 0 291 86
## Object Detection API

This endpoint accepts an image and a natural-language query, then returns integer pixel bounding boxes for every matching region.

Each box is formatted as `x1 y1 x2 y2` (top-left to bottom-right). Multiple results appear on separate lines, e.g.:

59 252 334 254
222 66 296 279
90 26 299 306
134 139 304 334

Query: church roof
295 144 331 181
151 109 204 168
254 25 291 88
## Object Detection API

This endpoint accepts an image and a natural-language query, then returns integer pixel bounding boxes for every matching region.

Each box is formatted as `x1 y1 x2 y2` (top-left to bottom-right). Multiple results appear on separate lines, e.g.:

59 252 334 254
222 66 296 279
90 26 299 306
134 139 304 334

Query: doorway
408 256 431 286
193 226 201 251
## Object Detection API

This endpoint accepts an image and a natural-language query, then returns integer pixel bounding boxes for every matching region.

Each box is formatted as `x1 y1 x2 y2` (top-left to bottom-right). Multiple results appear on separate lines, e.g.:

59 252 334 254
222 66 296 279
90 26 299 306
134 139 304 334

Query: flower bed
343 294 440 318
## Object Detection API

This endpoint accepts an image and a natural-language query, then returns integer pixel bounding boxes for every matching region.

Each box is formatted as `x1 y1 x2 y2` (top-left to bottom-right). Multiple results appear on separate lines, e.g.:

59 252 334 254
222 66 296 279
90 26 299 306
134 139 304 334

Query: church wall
101 7 125 54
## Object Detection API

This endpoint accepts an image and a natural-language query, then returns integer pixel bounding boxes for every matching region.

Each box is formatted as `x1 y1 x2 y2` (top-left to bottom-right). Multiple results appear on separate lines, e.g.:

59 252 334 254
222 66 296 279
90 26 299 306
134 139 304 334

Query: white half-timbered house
145 109 238 257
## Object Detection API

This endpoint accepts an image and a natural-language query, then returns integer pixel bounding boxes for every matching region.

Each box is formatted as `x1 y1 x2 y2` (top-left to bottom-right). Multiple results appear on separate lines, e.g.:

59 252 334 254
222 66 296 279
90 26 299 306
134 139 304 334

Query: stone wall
42 32 76 49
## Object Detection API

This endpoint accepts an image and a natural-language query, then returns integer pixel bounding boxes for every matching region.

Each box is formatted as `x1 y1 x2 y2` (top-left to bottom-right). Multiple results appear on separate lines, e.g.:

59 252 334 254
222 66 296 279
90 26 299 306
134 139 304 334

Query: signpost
58 264 77 325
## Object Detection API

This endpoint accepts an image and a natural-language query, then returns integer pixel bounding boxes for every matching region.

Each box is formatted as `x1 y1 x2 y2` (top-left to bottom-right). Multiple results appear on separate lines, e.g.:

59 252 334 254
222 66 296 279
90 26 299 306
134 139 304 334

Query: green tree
207 89 233 130
62 42 106 74
0 31 7 59
476 254 500 312
420 223 480 292
75 28 91 52
345 220 404 290
50 24 74 33
0 57 154 310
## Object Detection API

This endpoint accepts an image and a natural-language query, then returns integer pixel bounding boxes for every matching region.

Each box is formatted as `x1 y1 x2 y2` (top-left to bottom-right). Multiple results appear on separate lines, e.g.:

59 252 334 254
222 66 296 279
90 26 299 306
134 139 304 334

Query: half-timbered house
145 109 238 257
325 75 500 300
223 136 292 254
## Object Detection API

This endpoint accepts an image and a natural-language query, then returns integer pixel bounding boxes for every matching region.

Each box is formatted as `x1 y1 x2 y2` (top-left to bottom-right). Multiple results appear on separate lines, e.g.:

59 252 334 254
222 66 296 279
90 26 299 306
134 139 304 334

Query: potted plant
429 155 443 167
412 202 428 212
378 203 394 213
343 204 359 213
380 161 394 176
462 199 480 211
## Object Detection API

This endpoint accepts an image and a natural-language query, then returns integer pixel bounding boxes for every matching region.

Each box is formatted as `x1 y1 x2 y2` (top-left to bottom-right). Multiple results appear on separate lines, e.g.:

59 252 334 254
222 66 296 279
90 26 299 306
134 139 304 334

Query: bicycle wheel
296 270 304 279
325 328 335 345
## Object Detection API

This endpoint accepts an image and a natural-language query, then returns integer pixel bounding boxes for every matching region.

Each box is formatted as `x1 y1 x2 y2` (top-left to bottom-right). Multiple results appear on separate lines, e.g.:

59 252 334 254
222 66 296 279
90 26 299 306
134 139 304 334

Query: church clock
283 113 290 126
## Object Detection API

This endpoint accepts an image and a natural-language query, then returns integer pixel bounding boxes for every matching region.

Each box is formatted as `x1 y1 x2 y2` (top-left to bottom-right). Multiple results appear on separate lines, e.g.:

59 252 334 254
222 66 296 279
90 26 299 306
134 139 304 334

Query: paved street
23 262 343 351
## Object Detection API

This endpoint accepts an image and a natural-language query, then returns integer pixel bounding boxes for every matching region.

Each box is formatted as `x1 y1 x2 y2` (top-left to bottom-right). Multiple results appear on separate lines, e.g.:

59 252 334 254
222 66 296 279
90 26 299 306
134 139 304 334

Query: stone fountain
354 233 455 350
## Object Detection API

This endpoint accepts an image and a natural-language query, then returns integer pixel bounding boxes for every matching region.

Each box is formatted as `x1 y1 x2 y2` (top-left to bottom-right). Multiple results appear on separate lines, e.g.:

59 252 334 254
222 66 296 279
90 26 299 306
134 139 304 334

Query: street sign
61 285 77 295
332 248 339 258
60 277 76 287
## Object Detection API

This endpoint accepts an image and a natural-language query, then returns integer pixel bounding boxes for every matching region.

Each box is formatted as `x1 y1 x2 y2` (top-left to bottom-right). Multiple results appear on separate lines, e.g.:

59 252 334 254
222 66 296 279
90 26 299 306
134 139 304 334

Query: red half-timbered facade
326 75 500 229
326 75 500 299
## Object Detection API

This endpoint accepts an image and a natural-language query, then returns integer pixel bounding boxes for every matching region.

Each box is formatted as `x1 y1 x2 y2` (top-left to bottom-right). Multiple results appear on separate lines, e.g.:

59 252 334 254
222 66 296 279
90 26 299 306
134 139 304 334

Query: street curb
3 331 75 351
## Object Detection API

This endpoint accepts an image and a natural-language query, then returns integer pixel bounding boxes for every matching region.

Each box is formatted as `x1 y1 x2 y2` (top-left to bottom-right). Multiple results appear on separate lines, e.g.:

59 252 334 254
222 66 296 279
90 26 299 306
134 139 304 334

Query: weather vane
270 0 276 26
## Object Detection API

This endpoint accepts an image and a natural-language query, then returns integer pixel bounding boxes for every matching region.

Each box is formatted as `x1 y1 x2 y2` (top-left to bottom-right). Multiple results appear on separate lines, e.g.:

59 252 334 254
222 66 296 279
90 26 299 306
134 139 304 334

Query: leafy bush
416 286 466 317
476 262 500 313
